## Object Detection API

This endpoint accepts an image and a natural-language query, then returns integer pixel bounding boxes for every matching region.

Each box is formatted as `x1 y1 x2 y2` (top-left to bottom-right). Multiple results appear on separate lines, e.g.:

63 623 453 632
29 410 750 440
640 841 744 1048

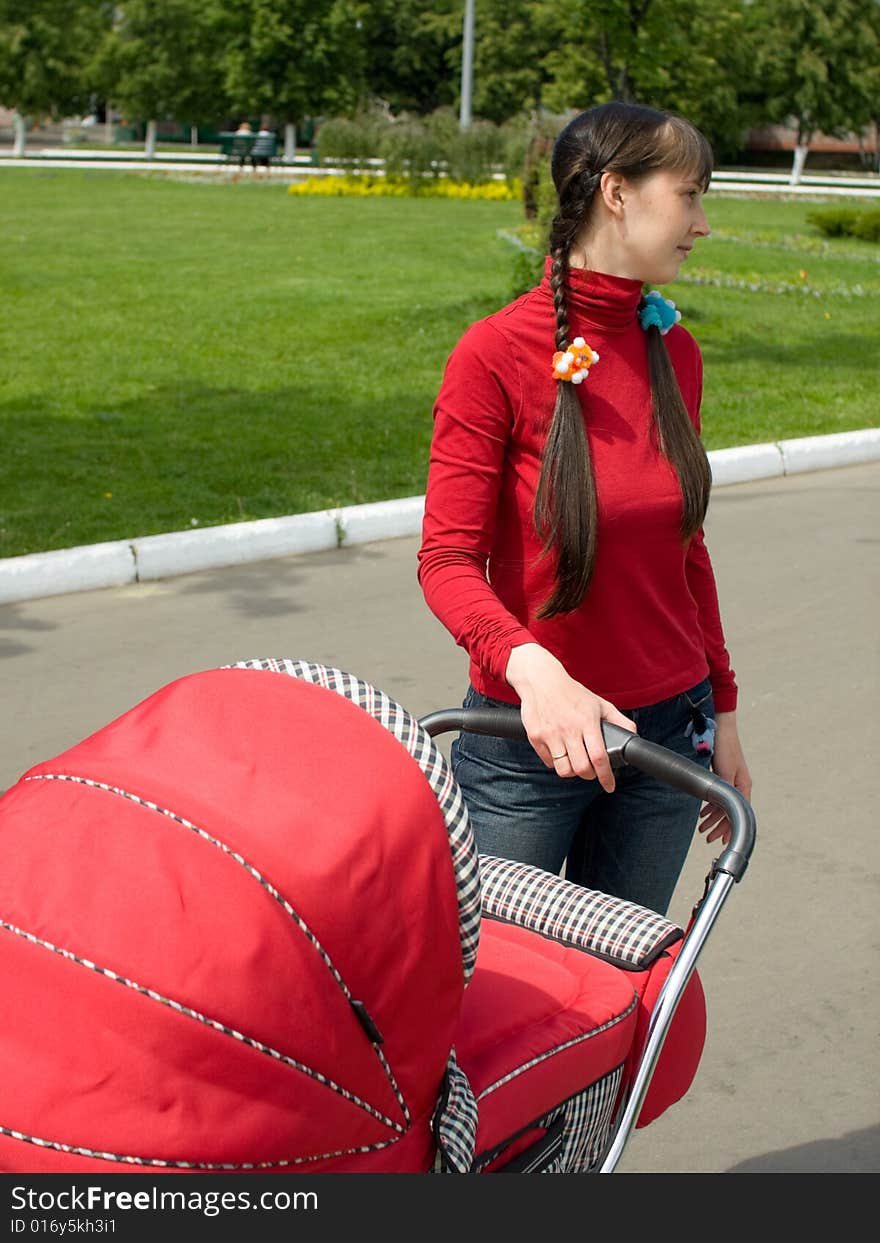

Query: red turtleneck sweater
417 262 738 713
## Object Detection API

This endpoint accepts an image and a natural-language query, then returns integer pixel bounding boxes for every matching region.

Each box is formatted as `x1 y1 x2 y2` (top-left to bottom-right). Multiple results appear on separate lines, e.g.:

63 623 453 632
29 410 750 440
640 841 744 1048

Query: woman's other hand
698 710 752 846
505 643 636 791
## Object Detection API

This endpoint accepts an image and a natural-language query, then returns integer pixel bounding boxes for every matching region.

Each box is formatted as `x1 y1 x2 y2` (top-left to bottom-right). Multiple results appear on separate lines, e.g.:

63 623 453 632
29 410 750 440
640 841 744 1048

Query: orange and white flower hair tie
551 336 600 384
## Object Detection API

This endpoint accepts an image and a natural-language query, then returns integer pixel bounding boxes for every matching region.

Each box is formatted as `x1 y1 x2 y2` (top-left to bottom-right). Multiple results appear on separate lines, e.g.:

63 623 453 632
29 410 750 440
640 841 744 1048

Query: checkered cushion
542 1068 623 1172
479 855 683 970
473 1067 623 1173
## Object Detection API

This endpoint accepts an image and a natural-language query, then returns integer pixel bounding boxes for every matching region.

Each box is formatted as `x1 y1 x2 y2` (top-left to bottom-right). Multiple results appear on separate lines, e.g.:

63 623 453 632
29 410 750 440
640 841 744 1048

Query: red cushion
632 940 707 1128
455 920 639 1160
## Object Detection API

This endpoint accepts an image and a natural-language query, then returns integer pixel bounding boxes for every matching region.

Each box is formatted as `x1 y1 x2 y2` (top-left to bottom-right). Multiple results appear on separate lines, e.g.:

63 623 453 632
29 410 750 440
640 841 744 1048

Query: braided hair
534 102 713 620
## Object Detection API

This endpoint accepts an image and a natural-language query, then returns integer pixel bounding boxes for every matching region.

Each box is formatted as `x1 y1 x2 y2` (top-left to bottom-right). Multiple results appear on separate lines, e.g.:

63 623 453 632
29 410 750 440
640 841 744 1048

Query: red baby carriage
0 658 755 1174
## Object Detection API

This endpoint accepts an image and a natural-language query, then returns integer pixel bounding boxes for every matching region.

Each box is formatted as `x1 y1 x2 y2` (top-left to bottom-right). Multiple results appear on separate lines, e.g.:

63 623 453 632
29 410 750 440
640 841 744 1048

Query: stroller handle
418 706 755 882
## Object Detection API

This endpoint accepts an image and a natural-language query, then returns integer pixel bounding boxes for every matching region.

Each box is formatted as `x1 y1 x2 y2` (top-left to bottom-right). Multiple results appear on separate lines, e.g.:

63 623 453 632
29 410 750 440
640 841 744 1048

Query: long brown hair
534 101 713 620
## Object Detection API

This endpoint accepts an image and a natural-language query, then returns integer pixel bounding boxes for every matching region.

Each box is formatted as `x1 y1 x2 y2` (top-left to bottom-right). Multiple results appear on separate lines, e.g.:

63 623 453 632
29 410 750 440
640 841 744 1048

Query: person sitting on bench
250 126 276 175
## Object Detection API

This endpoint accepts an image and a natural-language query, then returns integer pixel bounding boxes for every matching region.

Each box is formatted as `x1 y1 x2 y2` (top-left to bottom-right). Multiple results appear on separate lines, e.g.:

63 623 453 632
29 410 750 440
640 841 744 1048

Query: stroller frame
419 704 756 1174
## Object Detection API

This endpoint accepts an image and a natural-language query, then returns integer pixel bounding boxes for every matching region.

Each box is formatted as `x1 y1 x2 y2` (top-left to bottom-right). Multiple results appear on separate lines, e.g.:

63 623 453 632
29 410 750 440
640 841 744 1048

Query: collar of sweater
540 256 644 334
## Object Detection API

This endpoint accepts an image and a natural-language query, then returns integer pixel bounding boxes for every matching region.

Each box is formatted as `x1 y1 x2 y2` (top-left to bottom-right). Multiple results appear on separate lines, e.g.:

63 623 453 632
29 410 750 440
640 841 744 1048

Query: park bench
249 132 279 168
219 132 255 167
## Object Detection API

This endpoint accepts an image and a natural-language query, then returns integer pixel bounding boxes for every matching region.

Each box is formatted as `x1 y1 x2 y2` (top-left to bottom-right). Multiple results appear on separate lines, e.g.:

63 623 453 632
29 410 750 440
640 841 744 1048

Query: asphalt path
1 462 877 1173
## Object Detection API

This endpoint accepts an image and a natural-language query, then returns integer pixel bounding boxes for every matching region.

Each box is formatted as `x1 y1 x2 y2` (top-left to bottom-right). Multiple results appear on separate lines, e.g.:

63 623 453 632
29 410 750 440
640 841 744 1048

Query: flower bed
288 175 520 201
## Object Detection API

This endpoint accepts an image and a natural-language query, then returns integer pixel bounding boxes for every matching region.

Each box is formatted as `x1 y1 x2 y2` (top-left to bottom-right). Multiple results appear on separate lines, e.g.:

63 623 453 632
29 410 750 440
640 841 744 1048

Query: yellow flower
287 175 519 202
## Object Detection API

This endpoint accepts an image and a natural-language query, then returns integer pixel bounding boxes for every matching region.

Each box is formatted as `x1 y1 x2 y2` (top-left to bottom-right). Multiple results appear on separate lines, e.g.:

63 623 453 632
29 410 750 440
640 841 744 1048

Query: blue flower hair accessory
638 290 681 335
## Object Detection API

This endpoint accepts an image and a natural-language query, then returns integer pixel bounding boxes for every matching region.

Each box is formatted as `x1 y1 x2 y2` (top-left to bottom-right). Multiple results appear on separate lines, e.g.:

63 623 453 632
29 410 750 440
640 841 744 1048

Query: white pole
460 0 474 131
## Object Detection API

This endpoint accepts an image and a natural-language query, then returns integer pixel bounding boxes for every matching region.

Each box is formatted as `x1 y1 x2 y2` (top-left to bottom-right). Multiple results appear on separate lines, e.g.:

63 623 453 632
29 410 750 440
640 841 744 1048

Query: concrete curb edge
2 429 878 606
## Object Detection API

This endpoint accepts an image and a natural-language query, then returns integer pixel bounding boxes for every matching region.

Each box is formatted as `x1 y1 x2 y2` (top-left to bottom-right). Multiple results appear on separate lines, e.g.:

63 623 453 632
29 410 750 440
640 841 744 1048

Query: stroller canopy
0 660 479 1172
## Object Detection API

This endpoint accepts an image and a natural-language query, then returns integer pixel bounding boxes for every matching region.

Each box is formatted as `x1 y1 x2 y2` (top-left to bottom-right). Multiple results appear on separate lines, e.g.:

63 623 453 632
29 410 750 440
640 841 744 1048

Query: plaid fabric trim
17 775 409 1130
479 854 683 970
431 1049 479 1173
226 660 480 984
0 1121 403 1172
473 1066 623 1174
546 1066 623 1173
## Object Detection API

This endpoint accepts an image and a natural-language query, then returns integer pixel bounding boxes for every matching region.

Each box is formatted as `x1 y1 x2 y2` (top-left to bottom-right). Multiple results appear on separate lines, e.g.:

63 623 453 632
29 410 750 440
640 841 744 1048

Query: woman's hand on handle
505 643 636 792
698 710 752 847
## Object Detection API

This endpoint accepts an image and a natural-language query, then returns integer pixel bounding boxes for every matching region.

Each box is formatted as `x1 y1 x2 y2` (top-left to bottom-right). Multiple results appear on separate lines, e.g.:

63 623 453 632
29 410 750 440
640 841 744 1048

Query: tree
0 0 111 154
847 0 880 171
463 0 567 124
537 0 761 161
220 0 368 160
356 0 460 115
625 0 764 162
535 0 670 106
751 0 880 183
93 0 227 158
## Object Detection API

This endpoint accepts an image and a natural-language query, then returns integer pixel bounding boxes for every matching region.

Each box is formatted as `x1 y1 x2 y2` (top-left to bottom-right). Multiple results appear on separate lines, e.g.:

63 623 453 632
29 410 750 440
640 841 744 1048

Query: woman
417 102 751 916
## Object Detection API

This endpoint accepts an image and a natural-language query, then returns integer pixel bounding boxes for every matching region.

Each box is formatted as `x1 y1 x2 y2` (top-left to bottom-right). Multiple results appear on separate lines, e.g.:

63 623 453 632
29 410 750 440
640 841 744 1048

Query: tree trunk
190 126 198 147
789 144 809 186
618 69 635 102
12 111 26 156
284 122 296 162
145 119 157 159
598 33 616 97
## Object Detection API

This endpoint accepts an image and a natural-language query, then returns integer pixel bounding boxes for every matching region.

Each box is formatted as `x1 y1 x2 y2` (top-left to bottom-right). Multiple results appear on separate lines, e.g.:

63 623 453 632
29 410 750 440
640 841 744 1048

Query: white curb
0 431 876 606
0 541 136 605
132 510 339 581
778 428 880 474
708 443 784 486
336 495 425 547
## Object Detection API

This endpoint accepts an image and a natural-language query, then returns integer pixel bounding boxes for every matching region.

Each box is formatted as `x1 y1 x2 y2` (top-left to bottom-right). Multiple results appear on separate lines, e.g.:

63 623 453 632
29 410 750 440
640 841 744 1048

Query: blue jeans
450 679 715 916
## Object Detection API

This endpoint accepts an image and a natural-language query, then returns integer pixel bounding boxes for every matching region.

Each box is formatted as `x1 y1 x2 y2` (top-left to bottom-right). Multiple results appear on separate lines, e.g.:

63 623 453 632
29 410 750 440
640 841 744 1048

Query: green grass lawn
1 169 877 558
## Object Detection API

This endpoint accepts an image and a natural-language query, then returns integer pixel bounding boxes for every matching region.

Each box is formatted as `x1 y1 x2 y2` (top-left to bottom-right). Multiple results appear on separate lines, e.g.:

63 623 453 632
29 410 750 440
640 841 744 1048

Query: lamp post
460 0 475 131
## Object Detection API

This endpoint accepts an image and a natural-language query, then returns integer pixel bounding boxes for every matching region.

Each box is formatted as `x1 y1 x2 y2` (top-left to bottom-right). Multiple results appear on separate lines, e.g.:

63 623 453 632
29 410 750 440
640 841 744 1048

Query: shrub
423 108 523 185
313 113 388 171
851 209 880 243
509 247 544 299
806 207 871 239
422 106 460 147
378 111 507 187
444 120 506 185
310 107 567 216
519 116 567 236
380 117 446 187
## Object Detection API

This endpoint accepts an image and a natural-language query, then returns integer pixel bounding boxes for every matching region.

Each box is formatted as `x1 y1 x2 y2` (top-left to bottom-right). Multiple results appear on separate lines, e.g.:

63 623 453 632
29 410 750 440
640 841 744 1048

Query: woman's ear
599 171 626 216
